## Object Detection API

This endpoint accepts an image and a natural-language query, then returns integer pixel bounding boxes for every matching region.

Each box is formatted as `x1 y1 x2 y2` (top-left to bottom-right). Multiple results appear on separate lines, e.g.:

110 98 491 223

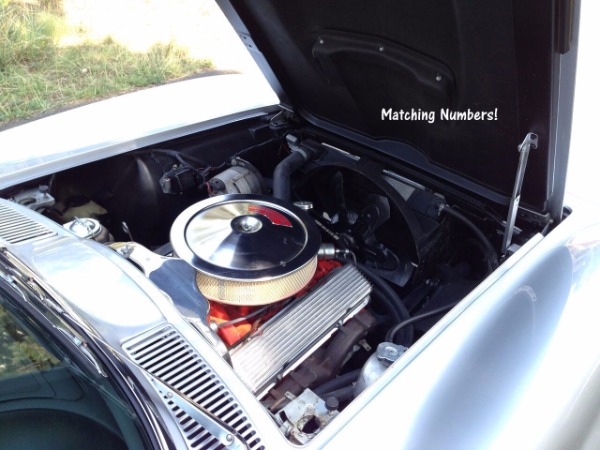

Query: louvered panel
124 325 264 450
0 203 55 244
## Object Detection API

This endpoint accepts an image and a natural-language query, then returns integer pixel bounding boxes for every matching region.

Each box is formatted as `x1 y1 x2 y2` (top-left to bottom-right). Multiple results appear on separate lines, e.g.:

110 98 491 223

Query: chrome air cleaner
171 194 321 305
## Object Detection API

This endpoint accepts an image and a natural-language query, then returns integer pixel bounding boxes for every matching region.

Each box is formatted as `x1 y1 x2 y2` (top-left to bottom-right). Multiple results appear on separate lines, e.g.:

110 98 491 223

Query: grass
0 1 213 127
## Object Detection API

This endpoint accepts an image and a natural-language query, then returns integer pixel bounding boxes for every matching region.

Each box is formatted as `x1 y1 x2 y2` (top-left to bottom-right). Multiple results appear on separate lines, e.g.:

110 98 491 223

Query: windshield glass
0 286 152 449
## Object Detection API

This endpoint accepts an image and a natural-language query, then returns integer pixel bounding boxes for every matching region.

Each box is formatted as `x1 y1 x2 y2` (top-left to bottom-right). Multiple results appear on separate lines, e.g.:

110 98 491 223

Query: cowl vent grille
0 203 55 244
124 325 264 450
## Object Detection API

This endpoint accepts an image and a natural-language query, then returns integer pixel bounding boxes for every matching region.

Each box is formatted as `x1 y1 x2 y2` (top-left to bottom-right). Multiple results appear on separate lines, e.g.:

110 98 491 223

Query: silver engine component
63 217 112 243
230 264 371 395
12 185 55 211
278 389 339 445
354 342 407 396
209 159 264 196
170 194 321 305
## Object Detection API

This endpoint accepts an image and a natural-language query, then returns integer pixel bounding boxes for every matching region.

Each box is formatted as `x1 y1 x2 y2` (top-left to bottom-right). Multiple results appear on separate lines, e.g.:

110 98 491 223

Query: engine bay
0 111 541 444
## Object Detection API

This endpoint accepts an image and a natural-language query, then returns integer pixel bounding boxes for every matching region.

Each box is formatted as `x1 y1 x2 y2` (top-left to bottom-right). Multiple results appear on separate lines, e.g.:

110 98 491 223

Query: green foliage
0 305 60 377
0 1 213 126
0 4 54 70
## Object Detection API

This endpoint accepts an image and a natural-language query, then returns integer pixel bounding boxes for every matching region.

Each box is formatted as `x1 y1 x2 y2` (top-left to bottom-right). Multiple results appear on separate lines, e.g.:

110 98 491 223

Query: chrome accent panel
316 205 600 450
0 202 55 244
124 325 264 450
230 264 371 395
26 238 166 334
110 242 228 358
2 204 169 341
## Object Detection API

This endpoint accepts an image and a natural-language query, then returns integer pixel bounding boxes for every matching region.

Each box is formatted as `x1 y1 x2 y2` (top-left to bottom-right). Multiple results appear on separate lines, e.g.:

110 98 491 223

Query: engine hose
356 263 413 344
273 151 307 200
386 302 458 344
313 369 361 396
371 286 401 324
319 385 355 403
440 205 499 271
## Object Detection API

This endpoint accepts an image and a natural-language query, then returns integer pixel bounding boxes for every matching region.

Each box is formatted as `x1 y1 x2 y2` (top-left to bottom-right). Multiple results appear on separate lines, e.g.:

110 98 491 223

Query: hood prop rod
501 132 538 254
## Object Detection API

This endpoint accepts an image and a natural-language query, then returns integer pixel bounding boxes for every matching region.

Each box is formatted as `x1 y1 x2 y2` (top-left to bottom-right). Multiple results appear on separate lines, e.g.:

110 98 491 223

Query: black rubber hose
273 151 307 201
371 286 401 324
356 263 413 344
320 386 355 403
313 369 361 396
440 205 499 270
386 302 458 343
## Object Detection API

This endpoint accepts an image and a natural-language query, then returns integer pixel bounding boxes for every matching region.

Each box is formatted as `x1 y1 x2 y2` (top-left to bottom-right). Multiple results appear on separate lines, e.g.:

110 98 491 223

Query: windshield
0 285 153 449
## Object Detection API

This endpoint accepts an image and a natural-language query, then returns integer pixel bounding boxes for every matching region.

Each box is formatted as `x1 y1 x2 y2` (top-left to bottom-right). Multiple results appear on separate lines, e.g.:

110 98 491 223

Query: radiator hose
273 135 323 201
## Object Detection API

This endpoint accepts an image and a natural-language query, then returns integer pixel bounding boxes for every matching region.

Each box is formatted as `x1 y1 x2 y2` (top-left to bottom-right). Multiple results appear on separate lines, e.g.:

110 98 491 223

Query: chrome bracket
501 132 538 254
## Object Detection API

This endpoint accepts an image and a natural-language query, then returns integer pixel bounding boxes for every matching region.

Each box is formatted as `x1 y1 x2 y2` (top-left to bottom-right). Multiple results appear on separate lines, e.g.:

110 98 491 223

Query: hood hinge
501 132 538 254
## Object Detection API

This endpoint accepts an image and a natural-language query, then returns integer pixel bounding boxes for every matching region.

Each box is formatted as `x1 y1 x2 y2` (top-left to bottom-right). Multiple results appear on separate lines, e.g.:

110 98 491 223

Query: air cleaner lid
170 194 321 281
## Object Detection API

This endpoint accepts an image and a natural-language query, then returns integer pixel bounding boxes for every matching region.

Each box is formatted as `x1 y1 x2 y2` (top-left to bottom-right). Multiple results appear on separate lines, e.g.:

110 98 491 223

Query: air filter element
171 194 321 305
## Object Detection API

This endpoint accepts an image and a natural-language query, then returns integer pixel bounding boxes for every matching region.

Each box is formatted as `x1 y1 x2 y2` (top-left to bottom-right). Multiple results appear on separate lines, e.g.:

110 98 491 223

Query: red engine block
209 259 342 346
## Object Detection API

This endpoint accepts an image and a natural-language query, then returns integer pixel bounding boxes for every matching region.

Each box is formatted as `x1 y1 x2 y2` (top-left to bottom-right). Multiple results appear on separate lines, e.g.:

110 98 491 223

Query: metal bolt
378 45 385 52
325 396 339 412
435 73 442 82
318 38 324 44
294 200 314 211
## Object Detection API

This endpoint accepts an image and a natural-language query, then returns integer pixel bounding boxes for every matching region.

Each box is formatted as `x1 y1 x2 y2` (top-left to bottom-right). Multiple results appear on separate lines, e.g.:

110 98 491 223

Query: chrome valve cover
230 264 371 396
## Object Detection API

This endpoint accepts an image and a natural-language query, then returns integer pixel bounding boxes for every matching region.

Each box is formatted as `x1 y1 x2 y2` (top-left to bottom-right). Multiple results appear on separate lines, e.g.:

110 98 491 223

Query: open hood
217 0 580 222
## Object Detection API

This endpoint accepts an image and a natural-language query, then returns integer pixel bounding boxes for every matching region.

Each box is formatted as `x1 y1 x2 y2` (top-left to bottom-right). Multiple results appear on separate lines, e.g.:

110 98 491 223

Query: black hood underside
219 0 579 220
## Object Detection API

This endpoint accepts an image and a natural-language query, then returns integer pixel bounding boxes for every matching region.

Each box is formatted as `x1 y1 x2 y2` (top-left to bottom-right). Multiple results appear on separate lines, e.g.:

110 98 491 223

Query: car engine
1 113 522 444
